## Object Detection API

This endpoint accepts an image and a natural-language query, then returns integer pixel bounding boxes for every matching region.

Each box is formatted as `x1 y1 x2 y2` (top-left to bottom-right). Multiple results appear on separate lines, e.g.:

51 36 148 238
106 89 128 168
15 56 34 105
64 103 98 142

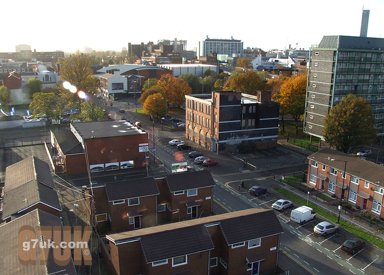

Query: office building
202 36 243 57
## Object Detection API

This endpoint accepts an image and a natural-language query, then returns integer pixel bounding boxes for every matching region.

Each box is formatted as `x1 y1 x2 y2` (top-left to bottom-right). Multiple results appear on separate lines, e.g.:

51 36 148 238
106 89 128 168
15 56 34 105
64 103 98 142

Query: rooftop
166 170 215 192
105 177 159 201
51 126 83 154
317 35 384 50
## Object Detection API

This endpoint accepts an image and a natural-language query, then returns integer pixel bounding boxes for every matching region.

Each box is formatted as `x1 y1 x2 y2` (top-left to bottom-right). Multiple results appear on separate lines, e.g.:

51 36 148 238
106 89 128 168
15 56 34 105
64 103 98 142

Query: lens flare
78 90 87 99
62 81 71 90
69 85 77 94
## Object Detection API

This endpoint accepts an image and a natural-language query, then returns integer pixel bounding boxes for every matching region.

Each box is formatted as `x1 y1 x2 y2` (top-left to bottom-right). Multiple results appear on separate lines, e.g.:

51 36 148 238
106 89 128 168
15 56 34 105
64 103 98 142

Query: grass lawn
274 186 384 249
279 120 321 152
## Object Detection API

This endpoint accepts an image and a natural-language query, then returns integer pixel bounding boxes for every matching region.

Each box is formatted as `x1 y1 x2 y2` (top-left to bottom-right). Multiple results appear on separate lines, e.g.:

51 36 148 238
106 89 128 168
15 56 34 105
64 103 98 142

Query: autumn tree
143 93 168 120
59 53 99 95
0 86 9 107
157 74 192 107
273 73 307 134
29 92 60 118
324 94 376 153
142 78 158 90
27 78 42 96
139 85 163 105
80 101 106 121
236 57 252 69
223 71 266 95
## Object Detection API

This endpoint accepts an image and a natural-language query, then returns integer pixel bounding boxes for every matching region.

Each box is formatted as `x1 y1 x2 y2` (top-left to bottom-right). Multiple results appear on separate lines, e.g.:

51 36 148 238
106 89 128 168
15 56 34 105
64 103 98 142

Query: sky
2 0 384 53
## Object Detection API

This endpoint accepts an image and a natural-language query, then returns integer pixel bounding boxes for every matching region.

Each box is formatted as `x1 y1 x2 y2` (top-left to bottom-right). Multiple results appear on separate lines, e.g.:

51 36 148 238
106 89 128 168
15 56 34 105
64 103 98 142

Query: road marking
347 249 364 261
349 269 356 274
213 198 231 212
327 255 333 260
306 232 314 237
333 245 342 252
319 234 335 244
277 214 290 223
258 199 274 205
303 260 310 266
293 253 299 258
313 267 320 273
361 256 379 271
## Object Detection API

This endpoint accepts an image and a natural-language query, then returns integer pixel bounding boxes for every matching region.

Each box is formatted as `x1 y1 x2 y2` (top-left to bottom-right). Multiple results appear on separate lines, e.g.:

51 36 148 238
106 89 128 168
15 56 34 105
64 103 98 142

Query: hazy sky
2 0 383 53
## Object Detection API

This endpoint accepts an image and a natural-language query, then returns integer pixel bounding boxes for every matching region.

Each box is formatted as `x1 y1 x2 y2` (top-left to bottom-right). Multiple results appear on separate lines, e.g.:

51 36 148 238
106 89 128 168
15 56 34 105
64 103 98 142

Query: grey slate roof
166 170 215 192
0 209 76 275
71 120 146 140
220 209 283 245
105 177 159 201
309 148 384 186
51 127 83 154
317 35 384 50
140 225 214 262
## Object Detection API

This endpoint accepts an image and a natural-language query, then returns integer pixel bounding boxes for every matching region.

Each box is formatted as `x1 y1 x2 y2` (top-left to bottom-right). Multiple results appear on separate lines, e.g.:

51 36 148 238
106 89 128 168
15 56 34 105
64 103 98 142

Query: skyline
2 0 384 53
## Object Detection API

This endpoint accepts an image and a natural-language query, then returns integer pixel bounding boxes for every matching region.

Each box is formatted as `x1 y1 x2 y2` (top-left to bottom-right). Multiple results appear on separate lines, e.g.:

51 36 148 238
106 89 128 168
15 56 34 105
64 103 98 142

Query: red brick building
50 120 149 175
104 208 283 275
307 148 384 219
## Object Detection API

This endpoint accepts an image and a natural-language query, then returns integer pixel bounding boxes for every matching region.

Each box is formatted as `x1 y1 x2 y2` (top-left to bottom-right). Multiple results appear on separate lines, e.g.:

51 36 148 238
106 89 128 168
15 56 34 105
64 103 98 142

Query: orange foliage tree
143 93 168 120
157 74 192 107
223 71 266 95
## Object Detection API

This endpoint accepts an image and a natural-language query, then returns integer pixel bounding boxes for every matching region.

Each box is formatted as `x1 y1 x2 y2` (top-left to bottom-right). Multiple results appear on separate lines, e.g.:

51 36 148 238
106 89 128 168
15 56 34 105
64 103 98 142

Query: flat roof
71 120 147 139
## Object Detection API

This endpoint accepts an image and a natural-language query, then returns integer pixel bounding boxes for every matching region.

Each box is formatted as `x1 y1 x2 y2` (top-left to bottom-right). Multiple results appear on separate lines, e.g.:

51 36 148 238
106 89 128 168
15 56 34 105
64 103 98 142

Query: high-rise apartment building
202 36 243 57
304 35 384 139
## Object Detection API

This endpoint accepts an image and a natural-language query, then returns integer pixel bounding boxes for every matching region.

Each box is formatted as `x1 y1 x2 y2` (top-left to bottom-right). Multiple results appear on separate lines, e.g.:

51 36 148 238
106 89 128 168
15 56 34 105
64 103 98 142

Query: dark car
177 144 191 151
202 158 218 167
341 239 365 254
249 186 267 197
188 151 203 159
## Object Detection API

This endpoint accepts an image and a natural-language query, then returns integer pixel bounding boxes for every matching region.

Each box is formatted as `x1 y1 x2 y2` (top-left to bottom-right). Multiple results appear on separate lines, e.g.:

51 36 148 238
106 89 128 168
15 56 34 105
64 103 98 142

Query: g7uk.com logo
18 225 92 266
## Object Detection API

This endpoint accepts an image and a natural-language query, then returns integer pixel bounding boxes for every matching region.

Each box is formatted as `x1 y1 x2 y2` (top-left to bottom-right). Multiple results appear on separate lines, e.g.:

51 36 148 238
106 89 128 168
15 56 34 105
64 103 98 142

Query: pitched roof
51 127 83 154
4 156 53 192
309 148 384 186
166 170 215 192
0 209 76 275
140 225 214 262
105 177 159 201
219 209 283 245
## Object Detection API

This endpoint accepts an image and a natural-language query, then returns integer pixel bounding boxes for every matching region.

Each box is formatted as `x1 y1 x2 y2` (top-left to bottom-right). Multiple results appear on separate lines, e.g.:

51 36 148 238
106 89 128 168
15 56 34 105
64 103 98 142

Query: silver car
272 199 292 211
314 221 338 235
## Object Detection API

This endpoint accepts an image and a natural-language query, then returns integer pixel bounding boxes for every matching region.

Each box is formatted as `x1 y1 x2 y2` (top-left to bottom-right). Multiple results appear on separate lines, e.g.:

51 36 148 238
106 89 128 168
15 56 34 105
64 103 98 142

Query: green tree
60 53 99 95
223 71 266 95
200 76 215 93
324 94 376 153
0 86 10 107
180 73 201 93
157 74 192 107
143 93 168 120
142 78 158 90
27 78 42 96
139 85 163 105
80 101 107 121
29 92 60 118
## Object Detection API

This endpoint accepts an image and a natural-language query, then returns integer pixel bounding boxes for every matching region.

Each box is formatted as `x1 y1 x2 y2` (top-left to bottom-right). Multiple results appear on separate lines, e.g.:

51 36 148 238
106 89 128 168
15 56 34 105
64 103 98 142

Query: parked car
176 122 186 128
177 144 191 151
202 158 218 167
313 221 338 235
290 206 316 224
356 149 372 157
194 156 209 165
188 151 203 159
248 186 267 197
134 121 141 127
272 199 293 211
119 109 126 113
341 239 365 254
168 139 184 146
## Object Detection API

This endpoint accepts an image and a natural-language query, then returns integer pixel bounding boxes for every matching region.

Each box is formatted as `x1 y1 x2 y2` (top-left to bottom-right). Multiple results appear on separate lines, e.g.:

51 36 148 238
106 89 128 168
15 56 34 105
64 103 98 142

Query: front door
251 261 260 275
188 206 198 219
134 216 141 229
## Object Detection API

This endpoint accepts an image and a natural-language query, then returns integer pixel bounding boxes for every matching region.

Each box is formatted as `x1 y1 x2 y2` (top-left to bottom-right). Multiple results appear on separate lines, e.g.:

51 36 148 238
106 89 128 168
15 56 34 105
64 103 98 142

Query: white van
290 206 316 224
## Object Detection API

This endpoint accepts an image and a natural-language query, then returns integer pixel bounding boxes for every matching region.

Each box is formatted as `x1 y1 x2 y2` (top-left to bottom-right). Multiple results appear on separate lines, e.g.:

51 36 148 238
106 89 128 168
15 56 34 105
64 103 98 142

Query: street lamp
337 205 342 223
307 191 310 205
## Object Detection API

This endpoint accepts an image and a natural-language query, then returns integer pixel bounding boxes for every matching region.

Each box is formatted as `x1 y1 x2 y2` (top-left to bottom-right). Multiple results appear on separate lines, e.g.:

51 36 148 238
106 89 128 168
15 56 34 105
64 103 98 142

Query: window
364 181 369 189
314 52 319 56
219 257 227 269
174 190 185 196
310 104 314 109
311 160 318 167
328 181 336 194
310 174 317 184
128 197 140 206
172 255 187 267
351 176 359 185
372 200 382 214
231 242 245 248
95 213 107 223
209 257 218 268
348 191 357 203
187 188 198 197
322 164 326 171
157 203 167 212
112 199 125 205
248 238 261 248
152 259 168 267
330 168 337 176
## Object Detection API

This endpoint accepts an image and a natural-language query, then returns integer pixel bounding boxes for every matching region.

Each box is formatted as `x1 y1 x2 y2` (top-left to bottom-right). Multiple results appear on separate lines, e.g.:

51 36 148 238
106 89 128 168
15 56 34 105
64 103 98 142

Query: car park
341 239 365 254
248 186 267 197
177 144 191 151
168 139 184 146
313 221 338 235
271 199 293 211
188 151 203 158
290 206 316 224
202 158 218 167
194 156 209 164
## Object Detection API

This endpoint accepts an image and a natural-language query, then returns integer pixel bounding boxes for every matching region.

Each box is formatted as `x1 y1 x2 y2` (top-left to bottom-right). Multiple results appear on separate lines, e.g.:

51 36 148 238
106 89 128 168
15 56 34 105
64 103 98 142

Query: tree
324 94 376 153
200 75 215 93
0 86 9 107
59 53 99 95
157 74 192 107
236 57 252 69
180 73 201 93
274 73 307 134
80 101 107 121
139 85 163 105
143 93 168 120
142 78 158 90
27 78 42 96
223 71 266 95
29 92 60 118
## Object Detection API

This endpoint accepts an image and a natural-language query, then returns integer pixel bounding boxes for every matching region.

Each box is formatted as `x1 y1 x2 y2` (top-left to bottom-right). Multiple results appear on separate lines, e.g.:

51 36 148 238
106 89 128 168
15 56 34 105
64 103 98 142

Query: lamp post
307 191 310 205
337 205 342 223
